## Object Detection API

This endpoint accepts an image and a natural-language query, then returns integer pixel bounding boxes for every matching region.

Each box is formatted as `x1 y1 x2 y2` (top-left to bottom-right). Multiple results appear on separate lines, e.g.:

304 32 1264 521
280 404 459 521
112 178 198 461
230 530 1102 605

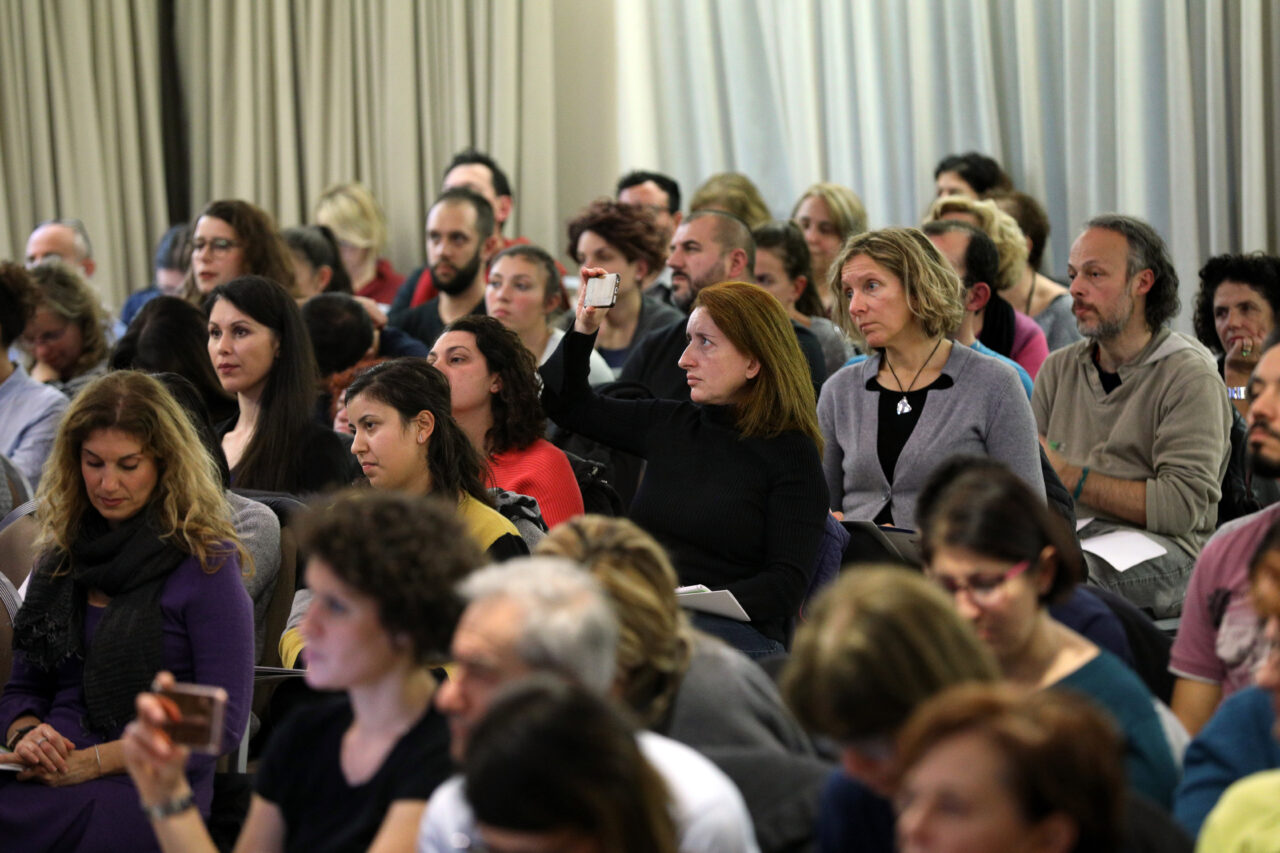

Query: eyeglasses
927 560 1031 605
25 253 67 270
189 237 242 255
21 324 70 349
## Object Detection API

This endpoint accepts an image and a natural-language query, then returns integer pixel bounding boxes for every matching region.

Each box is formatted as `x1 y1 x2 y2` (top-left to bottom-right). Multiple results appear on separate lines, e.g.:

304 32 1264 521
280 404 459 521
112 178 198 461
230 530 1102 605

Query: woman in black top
206 275 354 494
543 271 828 656
124 490 478 853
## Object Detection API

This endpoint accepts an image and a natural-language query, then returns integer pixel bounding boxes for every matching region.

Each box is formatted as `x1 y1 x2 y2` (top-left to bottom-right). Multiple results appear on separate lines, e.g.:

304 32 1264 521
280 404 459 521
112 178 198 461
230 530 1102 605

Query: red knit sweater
487 439 583 528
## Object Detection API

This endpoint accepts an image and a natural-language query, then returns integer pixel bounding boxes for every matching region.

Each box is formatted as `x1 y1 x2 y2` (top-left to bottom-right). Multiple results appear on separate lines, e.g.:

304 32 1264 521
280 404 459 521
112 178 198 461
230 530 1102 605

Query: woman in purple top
0 371 254 852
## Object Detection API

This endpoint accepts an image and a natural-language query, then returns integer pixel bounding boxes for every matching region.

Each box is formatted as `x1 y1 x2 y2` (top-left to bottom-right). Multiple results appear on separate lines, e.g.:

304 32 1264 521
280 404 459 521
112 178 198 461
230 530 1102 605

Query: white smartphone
583 274 620 308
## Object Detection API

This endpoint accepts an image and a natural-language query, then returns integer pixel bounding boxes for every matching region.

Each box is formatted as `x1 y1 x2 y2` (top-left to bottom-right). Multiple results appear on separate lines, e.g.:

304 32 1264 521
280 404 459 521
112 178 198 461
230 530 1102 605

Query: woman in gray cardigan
817 228 1043 530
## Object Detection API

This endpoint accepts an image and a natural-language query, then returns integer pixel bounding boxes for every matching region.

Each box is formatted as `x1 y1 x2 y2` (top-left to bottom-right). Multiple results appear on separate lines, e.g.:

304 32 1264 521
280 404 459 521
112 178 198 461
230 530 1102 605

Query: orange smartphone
153 682 227 755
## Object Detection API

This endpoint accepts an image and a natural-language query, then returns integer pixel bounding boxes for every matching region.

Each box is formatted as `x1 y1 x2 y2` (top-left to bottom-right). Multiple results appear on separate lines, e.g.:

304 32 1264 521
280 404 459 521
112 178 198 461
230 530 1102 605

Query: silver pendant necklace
884 338 944 415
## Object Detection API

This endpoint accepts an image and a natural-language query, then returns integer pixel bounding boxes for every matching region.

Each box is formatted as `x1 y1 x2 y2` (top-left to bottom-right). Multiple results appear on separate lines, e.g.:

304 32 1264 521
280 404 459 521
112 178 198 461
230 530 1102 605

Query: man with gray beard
1032 214 1231 622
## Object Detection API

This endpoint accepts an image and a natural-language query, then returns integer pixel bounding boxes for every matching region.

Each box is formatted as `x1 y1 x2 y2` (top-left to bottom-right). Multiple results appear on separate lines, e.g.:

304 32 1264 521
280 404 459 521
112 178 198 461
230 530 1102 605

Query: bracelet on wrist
142 791 196 821
6 725 37 752
1072 466 1090 502
1228 386 1247 400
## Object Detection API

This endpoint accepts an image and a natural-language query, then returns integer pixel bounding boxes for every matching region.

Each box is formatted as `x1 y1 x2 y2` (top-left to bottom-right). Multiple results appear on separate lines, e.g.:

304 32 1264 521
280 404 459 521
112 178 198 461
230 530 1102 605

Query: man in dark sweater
391 188 498 349
621 209 826 400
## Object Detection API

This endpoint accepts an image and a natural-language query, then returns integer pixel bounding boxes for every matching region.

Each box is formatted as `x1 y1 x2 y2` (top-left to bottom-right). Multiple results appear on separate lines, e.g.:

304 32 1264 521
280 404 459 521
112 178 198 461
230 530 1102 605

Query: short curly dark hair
0 262 40 347
443 314 546 455
294 489 482 664
1192 253 1280 354
566 199 668 276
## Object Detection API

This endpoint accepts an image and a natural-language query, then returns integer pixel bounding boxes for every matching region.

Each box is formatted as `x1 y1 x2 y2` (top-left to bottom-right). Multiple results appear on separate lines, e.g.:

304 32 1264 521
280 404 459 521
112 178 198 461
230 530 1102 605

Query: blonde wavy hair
35 371 246 573
791 182 868 241
827 227 967 345
536 516 692 727
923 196 1028 292
314 181 389 256
689 172 772 229
25 261 111 378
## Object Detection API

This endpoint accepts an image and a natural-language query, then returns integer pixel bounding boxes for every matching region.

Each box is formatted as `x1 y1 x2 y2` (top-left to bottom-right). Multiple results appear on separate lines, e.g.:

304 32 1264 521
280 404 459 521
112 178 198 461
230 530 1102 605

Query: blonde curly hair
35 371 246 573
923 196 1029 292
827 227 967 345
536 516 692 727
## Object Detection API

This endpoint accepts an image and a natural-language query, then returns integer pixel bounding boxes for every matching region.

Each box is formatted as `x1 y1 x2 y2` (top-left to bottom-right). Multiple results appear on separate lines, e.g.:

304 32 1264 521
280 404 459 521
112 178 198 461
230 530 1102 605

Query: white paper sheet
1075 516 1094 532
1079 530 1168 572
675 585 750 621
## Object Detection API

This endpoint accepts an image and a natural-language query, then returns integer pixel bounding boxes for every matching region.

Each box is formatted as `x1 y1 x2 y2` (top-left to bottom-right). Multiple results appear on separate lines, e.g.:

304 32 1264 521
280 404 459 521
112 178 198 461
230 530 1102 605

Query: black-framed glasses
189 237 242 255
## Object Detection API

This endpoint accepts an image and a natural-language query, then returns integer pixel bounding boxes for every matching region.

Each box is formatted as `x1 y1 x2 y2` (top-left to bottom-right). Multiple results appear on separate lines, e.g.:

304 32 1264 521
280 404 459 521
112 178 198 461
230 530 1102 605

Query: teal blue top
1054 648 1179 807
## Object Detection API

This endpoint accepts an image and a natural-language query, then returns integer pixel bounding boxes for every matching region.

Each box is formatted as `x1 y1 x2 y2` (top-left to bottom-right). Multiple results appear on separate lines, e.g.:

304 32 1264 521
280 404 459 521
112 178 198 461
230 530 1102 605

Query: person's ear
415 410 436 445
793 274 810 300
727 248 750 280
671 211 683 232
317 265 334 292
966 281 992 313
81 258 96 279
494 195 514 225
1035 544 1058 597
745 358 761 381
1030 812 1078 853
634 257 650 282
1132 267 1155 297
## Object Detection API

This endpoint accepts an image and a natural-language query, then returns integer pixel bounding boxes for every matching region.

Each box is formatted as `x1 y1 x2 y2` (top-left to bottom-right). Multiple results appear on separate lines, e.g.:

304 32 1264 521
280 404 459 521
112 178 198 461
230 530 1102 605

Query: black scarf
14 509 187 737
977 292 1016 357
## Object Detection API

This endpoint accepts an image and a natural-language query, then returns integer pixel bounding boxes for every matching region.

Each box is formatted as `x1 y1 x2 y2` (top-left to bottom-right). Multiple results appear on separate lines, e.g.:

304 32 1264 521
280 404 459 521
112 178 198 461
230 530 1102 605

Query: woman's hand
17 747 103 786
122 672 193 808
3 721 75 774
1225 332 1260 367
573 266 612 336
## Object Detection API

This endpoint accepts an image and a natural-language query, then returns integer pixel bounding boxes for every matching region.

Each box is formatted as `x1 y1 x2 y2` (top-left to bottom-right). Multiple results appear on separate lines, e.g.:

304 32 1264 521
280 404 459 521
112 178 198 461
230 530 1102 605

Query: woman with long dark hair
343 358 527 561
112 295 237 424
206 275 353 493
431 315 582 527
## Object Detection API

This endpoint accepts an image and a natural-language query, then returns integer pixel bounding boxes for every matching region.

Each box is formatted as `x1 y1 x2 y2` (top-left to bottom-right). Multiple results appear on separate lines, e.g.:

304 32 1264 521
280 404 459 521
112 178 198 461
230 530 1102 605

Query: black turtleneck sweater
542 330 828 643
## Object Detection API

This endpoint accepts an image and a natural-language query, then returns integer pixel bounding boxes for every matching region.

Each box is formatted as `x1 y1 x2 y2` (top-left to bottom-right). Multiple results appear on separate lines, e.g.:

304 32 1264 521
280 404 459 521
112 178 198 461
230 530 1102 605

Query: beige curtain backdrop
174 0 559 275
615 0 1280 331
0 0 169 312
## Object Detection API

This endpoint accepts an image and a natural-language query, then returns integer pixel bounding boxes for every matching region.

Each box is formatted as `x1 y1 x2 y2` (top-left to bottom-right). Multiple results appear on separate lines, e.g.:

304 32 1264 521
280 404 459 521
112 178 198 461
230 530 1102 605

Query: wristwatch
142 791 196 820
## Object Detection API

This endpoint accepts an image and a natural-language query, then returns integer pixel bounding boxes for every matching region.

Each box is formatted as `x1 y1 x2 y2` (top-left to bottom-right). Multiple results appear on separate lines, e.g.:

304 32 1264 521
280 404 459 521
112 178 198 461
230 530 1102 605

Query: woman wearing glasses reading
916 459 1180 808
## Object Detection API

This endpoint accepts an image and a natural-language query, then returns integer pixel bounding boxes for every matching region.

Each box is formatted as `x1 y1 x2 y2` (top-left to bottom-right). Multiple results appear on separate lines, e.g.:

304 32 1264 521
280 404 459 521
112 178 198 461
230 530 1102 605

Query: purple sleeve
166 551 256 756
0 650 57 734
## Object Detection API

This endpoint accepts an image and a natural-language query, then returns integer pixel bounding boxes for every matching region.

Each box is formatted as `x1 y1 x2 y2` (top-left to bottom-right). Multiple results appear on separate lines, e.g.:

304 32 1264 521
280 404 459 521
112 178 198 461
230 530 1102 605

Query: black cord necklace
884 337 944 415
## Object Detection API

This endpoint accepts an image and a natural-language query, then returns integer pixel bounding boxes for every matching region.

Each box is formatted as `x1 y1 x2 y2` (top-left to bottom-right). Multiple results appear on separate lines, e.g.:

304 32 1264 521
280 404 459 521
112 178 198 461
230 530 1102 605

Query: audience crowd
1 147 1278 853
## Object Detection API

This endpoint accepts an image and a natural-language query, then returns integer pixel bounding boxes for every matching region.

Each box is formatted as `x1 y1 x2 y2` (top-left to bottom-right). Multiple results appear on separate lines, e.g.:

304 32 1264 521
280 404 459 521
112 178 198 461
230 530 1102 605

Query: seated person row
0 371 254 852
428 315 584 527
924 195 1049 378
917 460 1181 807
485 244 615 384
123 491 475 853
206 276 355 493
818 226 1042 531
1191 251 1280 419
1171 329 1280 735
991 190 1082 352
1175 515 1280 837
753 219 856 377
565 198 684 373
542 273 828 656
0 263 68 488
418 557 759 852
1193 524 1280 850
182 199 298 302
790 182 868 318
1034 214 1232 620
279 357 527 668
21 261 112 398
621 210 826 400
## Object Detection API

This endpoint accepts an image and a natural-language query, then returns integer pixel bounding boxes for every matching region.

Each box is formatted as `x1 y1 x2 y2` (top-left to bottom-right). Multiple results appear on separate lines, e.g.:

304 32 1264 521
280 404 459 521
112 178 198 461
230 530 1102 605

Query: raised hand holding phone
573 266 615 336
